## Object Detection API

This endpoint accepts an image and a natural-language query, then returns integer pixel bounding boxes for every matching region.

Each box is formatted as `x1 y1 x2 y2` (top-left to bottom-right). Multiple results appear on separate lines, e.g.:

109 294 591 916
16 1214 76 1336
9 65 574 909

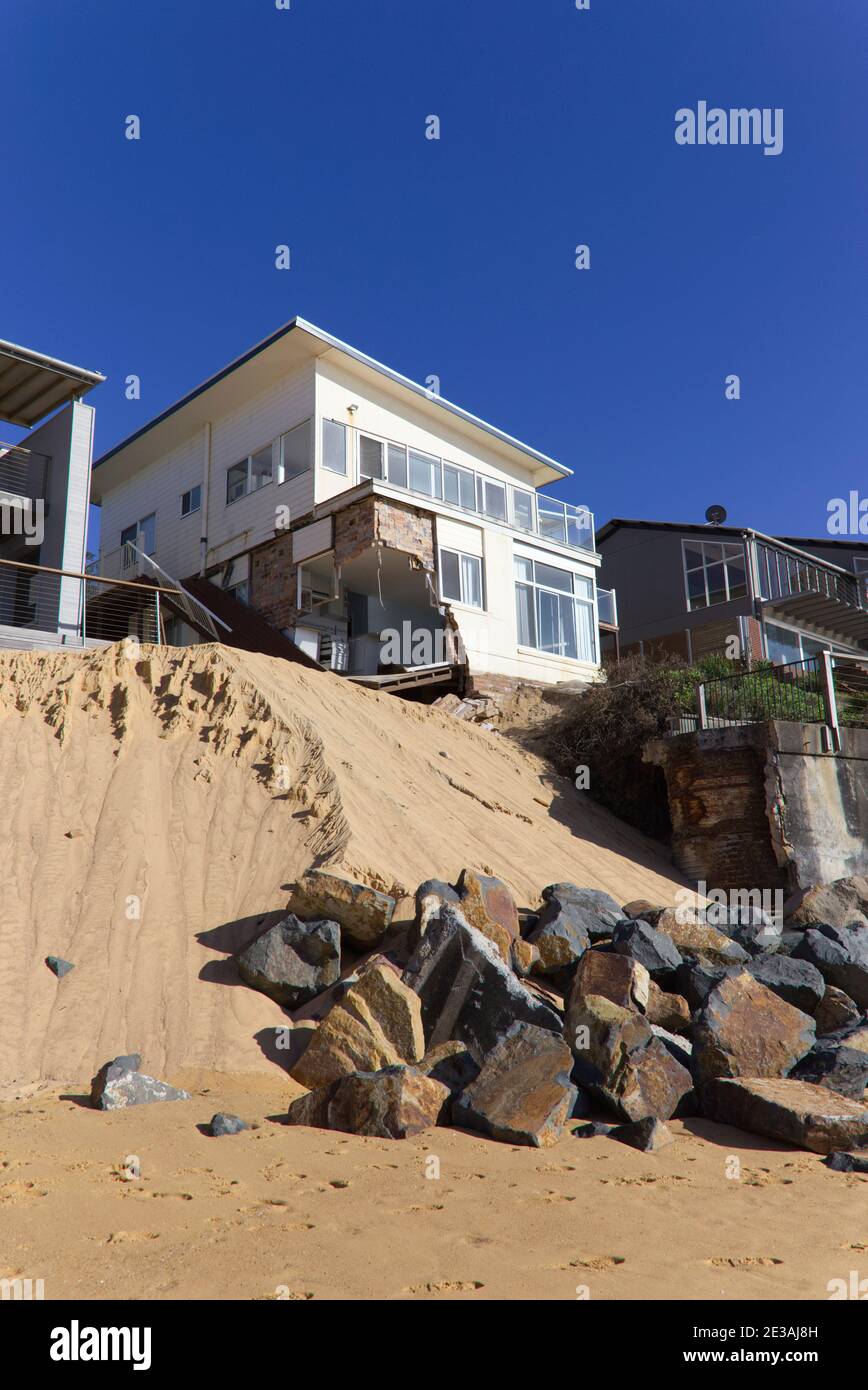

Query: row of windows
683 539 748 611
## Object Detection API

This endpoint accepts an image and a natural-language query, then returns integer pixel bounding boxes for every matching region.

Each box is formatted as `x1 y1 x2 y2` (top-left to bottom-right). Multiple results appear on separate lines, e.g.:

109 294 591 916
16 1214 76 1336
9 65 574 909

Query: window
409 449 442 499
444 462 475 511
226 460 248 504
226 446 273 503
359 434 385 481
514 555 596 663
683 539 748 611
387 443 408 488
322 419 347 475
121 513 156 568
537 495 567 543
765 622 833 665
250 445 273 491
440 548 483 608
476 475 506 521
279 420 311 483
181 485 201 517
512 487 535 531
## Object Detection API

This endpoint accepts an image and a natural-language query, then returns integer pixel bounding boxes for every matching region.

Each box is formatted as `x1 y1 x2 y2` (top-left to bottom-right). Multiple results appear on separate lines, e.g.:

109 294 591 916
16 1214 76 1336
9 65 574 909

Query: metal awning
0 339 104 428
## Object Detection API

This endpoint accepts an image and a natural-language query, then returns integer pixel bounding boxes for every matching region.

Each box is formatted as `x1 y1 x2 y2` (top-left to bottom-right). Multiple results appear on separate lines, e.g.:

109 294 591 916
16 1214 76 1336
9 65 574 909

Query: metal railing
0 441 50 503
756 539 868 613
597 587 618 627
0 557 163 647
88 543 230 640
697 653 868 736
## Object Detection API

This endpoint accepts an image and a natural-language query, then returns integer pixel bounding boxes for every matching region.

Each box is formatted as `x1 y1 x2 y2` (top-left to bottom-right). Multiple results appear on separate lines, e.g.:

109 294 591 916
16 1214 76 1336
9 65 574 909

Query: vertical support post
819 651 840 750
81 575 87 647
697 681 708 730
154 589 162 645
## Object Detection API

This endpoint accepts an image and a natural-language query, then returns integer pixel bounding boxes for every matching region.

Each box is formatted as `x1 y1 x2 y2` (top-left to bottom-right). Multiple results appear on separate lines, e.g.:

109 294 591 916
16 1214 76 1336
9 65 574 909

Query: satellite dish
705 504 727 526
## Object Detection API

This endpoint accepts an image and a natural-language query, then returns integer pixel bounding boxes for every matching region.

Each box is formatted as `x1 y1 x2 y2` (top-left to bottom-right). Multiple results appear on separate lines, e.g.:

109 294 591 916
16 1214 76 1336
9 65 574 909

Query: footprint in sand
105 1231 160 1245
563 1255 625 1271
404 1280 484 1294
705 1257 783 1269
0 1181 47 1202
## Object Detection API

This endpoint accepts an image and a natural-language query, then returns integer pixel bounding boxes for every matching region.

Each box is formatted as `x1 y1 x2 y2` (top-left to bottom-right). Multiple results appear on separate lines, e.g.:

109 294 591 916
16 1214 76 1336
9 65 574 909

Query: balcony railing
597 587 618 627
756 539 868 613
0 441 50 503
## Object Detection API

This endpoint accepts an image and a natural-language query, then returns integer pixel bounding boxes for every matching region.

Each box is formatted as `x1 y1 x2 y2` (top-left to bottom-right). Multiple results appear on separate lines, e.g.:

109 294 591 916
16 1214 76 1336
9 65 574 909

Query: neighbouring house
597 517 868 664
89 318 616 692
0 338 104 649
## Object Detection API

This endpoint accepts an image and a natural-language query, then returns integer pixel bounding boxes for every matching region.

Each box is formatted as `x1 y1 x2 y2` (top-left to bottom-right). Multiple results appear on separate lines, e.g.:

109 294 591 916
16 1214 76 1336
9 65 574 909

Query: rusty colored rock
288 869 395 949
511 936 539 977
453 1021 577 1148
567 949 650 1017
815 987 862 1035
692 971 816 1089
567 993 693 1122
702 1076 868 1154
646 980 692 1033
290 962 424 1089
653 908 750 969
286 1065 449 1138
456 868 520 945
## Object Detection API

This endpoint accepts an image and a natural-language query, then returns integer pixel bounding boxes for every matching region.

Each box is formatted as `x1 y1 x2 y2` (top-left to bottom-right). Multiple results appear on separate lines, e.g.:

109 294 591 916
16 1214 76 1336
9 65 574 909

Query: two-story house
597 517 868 665
91 318 613 691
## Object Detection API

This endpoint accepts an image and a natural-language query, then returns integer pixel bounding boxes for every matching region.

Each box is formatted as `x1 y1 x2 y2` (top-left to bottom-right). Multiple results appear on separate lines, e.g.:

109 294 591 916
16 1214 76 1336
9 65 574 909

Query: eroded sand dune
0 643 689 1085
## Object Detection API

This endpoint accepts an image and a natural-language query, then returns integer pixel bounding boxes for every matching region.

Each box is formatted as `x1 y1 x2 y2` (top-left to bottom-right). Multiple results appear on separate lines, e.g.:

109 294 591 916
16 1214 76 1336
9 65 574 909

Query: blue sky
4 0 867 553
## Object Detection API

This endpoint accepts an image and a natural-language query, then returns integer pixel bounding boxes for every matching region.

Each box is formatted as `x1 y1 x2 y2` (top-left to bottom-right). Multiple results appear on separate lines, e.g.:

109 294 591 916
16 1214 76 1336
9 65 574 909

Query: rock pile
86 867 868 1163
227 867 868 1155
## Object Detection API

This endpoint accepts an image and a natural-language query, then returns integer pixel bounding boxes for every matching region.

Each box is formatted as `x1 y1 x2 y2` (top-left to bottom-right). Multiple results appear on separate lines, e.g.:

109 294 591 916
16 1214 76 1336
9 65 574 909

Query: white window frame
226 445 274 505
682 538 749 612
439 546 484 609
121 513 156 569
514 553 597 664
278 419 312 485
180 485 201 518
322 419 348 476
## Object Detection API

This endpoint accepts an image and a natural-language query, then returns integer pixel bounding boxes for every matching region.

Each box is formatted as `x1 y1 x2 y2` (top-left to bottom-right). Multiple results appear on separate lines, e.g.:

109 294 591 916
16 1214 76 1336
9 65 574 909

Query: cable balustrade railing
0 441 50 502
697 653 868 734
88 543 229 640
0 557 163 647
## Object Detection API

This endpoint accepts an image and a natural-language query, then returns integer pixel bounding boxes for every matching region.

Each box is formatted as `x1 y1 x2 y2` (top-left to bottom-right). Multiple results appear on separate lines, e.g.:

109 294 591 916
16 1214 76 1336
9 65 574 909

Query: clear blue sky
4 0 867 553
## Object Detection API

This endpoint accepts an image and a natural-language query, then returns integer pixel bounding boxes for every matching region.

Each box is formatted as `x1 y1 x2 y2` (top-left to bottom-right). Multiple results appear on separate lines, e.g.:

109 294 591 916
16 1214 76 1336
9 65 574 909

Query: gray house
597 518 868 664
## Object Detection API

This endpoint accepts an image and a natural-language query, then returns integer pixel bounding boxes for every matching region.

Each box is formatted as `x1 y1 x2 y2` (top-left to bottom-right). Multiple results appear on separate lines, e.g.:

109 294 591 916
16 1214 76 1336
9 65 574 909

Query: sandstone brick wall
334 497 434 570
250 529 297 630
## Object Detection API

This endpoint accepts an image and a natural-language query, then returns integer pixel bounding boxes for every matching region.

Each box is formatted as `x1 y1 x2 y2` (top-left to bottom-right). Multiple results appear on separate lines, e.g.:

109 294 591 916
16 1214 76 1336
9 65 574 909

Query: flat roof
0 339 104 428
92 317 571 488
596 518 864 577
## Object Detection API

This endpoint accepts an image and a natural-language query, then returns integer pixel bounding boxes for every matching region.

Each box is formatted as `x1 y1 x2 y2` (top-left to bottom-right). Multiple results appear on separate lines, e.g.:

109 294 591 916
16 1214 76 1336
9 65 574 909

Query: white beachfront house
90 319 616 691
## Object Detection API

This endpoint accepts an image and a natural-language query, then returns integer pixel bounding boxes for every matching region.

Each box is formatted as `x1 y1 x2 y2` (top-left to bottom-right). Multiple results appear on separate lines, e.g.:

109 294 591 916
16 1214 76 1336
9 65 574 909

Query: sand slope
0 643 689 1086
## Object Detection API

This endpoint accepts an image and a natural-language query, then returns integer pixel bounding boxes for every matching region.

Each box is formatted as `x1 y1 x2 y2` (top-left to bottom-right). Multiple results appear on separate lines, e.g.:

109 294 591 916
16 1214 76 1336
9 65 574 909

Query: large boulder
566 949 650 1020
288 870 395 949
540 884 624 938
90 1055 190 1110
702 1077 868 1154
785 876 868 929
746 955 826 1015
567 994 693 1122
403 905 562 1063
527 900 591 987
610 1117 674 1152
675 961 736 1012
410 879 460 951
455 869 520 963
645 980 691 1034
790 1040 868 1100
815 987 862 1035
453 1021 577 1148
705 903 782 956
651 908 750 970
236 914 340 1007
290 962 425 1089
612 920 683 980
692 971 816 1089
793 925 868 1010
416 1041 480 1100
286 1065 449 1138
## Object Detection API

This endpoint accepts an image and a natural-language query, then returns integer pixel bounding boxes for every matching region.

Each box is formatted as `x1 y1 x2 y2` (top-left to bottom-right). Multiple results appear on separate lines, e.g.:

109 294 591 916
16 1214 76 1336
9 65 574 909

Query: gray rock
45 956 74 978
236 914 340 1008
786 876 868 930
209 1113 248 1136
541 884 623 930
777 930 807 957
610 1117 674 1152
567 993 693 1122
793 925 868 1010
705 903 782 956
90 1055 190 1110
675 961 733 1012
402 905 562 1064
416 1041 480 1098
453 1021 577 1148
612 920 683 979
527 900 590 985
825 1151 868 1173
410 879 460 949
702 1076 868 1154
746 956 825 1014
692 971 816 1089
650 1024 693 1071
573 1121 616 1138
791 1042 868 1100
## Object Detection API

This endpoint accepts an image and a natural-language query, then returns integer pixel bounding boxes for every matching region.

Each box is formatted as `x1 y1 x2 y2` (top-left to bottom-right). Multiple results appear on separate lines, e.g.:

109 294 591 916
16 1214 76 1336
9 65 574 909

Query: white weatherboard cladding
292 517 333 564
100 430 206 582
436 516 484 558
